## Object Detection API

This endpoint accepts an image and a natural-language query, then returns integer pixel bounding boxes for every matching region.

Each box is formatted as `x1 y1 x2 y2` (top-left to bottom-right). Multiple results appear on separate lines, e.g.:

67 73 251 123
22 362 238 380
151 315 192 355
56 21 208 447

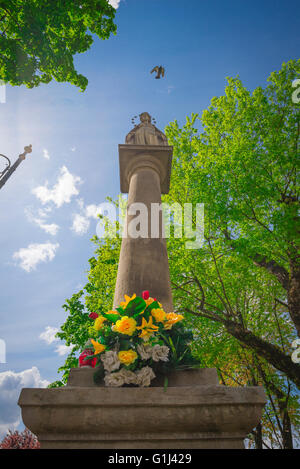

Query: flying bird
150 65 165 79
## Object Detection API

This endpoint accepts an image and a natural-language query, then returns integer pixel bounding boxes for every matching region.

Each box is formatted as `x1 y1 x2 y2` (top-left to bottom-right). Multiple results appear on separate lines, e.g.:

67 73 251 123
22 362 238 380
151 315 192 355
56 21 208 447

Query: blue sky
0 0 299 437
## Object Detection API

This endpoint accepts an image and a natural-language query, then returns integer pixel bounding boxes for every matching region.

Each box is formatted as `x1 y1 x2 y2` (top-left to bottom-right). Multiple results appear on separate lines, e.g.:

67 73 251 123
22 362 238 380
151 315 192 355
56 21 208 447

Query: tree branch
223 228 290 290
223 319 300 389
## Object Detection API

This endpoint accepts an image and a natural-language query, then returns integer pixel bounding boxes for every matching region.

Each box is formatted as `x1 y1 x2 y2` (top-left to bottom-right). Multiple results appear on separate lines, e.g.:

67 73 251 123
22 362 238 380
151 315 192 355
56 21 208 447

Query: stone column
113 143 173 312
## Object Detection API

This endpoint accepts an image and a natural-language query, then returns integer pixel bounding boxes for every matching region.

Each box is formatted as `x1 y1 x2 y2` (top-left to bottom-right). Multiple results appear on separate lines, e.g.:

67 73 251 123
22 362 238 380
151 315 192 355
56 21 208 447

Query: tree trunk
253 422 263 449
288 260 300 338
280 403 294 449
224 320 300 389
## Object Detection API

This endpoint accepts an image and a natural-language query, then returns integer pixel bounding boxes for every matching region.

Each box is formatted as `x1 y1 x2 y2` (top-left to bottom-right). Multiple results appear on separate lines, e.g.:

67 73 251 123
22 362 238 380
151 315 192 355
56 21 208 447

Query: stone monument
18 113 266 449
114 111 173 312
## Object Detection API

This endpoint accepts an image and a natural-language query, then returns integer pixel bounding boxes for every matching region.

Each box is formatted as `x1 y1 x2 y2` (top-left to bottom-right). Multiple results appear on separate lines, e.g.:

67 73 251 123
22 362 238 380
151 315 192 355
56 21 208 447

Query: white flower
104 372 125 387
101 351 120 372
118 368 137 385
136 366 156 387
141 334 151 342
151 344 169 362
137 343 152 360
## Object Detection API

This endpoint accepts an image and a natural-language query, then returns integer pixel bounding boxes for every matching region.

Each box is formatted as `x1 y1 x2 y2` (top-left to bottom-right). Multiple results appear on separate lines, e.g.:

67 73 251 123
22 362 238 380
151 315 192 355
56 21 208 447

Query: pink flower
89 312 99 320
142 290 150 300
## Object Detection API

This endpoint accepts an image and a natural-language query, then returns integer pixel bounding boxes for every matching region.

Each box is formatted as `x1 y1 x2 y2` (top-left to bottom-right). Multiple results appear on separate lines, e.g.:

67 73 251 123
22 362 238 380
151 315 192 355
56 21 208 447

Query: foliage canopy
0 0 117 90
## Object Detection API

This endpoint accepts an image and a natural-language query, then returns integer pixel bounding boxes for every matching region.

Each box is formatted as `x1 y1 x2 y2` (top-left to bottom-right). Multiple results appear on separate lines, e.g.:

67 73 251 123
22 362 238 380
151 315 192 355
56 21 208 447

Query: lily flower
137 316 159 340
91 339 106 355
120 293 136 308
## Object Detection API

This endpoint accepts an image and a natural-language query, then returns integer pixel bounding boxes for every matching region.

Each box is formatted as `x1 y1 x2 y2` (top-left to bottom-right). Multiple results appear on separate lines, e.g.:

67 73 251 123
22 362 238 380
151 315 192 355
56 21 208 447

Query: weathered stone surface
19 369 266 449
151 368 219 387
67 367 219 388
18 385 266 449
119 144 172 194
125 112 168 146
114 145 173 312
67 366 100 387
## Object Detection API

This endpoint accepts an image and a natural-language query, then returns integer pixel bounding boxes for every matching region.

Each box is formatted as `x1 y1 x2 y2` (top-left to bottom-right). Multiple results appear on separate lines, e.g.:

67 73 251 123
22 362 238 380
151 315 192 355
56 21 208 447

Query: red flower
142 290 150 300
89 312 99 320
78 349 97 368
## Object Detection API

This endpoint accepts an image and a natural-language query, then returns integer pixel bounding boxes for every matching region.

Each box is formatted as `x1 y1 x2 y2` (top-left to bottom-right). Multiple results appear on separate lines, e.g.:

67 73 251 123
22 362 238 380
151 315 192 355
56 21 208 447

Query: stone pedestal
114 144 173 312
18 368 266 449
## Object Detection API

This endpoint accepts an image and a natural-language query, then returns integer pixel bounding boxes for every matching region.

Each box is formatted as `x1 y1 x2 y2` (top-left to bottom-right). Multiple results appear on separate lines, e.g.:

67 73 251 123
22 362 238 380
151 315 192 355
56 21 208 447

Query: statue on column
125 112 168 146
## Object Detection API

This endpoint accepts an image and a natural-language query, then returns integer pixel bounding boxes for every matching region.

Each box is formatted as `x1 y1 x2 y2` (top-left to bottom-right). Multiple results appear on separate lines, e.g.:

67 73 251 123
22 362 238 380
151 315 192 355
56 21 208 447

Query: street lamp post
0 145 32 190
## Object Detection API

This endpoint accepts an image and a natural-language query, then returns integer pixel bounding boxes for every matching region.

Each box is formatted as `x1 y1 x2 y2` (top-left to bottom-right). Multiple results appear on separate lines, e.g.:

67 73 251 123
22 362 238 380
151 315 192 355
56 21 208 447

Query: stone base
18 369 266 449
66 366 219 387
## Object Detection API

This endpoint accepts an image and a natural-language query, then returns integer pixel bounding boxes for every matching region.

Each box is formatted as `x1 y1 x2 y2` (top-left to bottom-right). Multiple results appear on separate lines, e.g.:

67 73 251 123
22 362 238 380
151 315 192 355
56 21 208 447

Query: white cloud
32 166 82 208
13 242 59 272
39 326 59 345
71 214 90 235
36 222 59 236
0 367 49 438
70 146 76 152
55 344 74 356
109 0 121 8
39 326 74 356
76 198 85 210
25 208 59 236
85 204 102 219
37 207 52 218
42 148 50 160
71 202 103 236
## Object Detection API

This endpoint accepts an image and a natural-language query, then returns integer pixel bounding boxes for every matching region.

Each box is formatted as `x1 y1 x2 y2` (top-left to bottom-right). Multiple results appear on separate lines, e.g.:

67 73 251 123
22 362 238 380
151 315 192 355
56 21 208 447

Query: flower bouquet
78 290 199 387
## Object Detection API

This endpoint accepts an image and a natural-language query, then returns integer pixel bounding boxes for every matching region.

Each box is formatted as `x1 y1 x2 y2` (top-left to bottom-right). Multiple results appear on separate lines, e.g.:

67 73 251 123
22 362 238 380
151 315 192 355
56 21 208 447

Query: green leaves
102 312 119 323
119 339 133 351
0 1 117 90
124 297 146 316
160 62 300 437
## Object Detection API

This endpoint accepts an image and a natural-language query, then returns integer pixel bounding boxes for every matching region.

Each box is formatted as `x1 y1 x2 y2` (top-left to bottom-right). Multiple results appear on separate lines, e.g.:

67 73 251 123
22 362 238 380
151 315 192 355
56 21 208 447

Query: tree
0 0 117 91
163 59 300 388
188 306 299 449
0 428 40 449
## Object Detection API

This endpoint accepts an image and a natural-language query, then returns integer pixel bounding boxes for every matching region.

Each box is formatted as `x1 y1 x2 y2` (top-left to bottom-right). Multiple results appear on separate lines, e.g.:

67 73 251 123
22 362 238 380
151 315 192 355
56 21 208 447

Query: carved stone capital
119 144 173 194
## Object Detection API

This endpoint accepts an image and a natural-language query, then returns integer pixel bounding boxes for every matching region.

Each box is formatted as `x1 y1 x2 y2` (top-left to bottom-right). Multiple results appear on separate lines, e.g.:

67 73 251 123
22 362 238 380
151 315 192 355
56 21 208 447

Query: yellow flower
94 315 107 331
151 308 167 323
144 297 162 308
137 298 163 317
118 350 138 366
137 316 159 339
120 294 136 308
144 297 154 307
91 339 106 354
106 310 120 321
107 310 119 316
114 316 137 336
164 312 184 330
